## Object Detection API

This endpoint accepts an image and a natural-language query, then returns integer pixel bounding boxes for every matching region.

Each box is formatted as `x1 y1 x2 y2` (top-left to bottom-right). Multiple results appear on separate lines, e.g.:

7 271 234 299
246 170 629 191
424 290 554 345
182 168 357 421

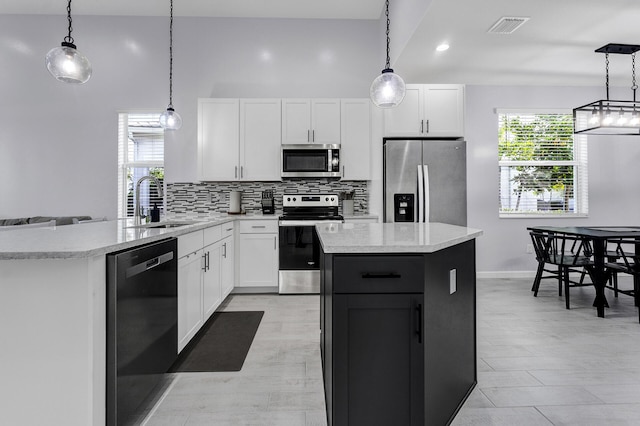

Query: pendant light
159 0 182 130
45 0 92 84
370 0 406 108
573 43 640 135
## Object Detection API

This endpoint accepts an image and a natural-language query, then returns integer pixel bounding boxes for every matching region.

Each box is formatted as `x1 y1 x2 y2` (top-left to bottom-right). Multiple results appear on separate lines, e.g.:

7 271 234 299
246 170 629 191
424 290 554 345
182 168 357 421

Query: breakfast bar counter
316 222 482 426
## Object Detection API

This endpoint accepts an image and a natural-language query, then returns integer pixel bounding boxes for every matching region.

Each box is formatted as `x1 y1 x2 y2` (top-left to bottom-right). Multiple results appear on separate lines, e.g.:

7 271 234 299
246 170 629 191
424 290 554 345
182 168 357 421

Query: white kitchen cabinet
202 242 221 319
282 98 341 144
237 220 279 290
198 98 240 181
177 223 235 352
383 84 464 137
198 98 281 181
340 98 371 180
178 241 204 352
221 235 234 298
240 99 281 180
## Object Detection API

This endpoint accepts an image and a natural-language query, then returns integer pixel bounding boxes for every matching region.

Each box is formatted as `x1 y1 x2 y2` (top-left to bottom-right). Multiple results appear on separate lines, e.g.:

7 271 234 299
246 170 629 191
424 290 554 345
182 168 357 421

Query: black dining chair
529 230 594 309
604 238 640 322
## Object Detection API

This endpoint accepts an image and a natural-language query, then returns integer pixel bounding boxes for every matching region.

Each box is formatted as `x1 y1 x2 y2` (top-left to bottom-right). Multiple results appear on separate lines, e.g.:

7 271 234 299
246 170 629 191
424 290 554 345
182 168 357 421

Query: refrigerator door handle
423 165 430 224
417 165 425 223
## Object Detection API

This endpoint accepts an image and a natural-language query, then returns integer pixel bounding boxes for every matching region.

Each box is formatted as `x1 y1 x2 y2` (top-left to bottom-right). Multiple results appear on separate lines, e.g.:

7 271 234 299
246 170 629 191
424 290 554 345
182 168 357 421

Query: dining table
527 225 640 318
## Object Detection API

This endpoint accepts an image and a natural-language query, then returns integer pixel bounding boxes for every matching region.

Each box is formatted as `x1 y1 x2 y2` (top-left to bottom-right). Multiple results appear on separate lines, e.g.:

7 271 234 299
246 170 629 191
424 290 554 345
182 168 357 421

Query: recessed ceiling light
436 43 449 52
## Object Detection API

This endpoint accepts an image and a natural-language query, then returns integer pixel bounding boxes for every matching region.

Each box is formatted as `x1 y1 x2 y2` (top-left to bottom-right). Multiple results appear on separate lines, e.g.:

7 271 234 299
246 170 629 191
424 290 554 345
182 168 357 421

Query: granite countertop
0 214 277 260
316 222 482 254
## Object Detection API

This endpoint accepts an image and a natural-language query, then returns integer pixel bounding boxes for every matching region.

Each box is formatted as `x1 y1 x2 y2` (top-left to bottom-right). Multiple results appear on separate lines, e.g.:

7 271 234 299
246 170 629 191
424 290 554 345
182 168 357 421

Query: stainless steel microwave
281 144 341 178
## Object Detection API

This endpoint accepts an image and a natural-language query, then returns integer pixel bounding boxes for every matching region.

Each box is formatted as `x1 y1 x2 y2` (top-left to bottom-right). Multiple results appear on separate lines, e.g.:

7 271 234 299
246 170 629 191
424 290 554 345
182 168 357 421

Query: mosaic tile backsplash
167 179 369 216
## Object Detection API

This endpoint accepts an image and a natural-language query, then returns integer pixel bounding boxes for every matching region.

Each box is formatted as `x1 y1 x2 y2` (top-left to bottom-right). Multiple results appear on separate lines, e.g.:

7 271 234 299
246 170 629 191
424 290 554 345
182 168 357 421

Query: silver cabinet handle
252 225 266 228
312 129 315 142
342 165 345 176
307 129 310 142
274 236 277 250
421 120 424 134
426 119 429 133
202 252 208 271
222 242 227 258
225 227 233 232
235 166 238 178
241 166 244 178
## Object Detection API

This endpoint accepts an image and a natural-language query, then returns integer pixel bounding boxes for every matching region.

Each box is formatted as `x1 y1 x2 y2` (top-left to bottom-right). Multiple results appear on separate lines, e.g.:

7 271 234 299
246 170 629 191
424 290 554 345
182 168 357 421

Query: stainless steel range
278 193 343 294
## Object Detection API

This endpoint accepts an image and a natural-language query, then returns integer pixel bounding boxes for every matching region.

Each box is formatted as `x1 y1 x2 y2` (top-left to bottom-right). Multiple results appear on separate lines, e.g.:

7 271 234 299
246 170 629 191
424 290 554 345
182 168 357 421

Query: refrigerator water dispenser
394 194 414 222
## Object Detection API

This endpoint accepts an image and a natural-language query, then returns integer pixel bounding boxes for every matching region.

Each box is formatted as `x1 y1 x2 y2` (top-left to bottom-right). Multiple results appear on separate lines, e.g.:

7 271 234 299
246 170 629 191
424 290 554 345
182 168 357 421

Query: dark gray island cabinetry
317 222 482 426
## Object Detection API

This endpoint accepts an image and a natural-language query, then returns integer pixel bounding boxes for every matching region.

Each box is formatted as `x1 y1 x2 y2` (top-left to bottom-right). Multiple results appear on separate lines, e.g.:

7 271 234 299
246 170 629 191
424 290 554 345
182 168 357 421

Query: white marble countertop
0 214 276 260
316 222 483 254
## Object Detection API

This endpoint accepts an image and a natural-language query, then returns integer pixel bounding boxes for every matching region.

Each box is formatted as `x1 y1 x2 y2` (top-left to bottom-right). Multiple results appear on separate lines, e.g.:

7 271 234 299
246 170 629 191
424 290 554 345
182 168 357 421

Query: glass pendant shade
160 107 182 130
370 69 406 108
45 42 92 84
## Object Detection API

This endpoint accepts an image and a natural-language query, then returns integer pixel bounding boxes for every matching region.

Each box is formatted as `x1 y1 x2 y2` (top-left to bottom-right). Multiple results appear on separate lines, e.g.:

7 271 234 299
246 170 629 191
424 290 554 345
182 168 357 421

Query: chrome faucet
134 175 164 225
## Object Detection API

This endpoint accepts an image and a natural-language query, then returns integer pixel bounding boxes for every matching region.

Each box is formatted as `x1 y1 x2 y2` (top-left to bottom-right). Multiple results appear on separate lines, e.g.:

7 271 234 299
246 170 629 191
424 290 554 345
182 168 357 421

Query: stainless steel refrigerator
383 138 467 226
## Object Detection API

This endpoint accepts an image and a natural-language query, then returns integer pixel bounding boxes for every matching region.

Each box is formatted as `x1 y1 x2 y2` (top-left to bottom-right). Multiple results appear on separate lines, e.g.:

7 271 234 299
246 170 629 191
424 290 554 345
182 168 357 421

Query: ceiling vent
487 17 530 34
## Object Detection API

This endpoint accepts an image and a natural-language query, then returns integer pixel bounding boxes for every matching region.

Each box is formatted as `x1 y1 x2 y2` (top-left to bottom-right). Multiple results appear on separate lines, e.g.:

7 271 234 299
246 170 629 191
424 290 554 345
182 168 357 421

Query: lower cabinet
177 222 235 352
237 219 279 290
332 293 424 426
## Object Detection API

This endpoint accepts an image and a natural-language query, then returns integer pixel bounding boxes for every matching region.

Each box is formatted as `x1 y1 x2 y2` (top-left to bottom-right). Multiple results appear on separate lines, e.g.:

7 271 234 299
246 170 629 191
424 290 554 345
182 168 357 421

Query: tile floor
143 276 640 426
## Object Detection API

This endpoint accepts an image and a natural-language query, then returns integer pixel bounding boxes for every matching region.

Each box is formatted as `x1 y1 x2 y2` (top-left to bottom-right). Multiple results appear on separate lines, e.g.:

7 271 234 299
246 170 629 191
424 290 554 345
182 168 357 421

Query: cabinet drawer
221 221 234 238
203 225 222 246
333 255 424 294
178 230 204 258
239 219 278 234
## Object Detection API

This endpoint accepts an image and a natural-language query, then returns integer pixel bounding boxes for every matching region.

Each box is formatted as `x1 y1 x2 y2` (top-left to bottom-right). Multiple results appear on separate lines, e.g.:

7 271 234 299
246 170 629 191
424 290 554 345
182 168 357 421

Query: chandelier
573 43 640 135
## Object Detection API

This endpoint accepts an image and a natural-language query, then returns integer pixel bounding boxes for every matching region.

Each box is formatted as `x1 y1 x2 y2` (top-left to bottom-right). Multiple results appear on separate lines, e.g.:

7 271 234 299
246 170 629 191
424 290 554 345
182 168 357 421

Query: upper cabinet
340 99 371 180
282 99 341 144
198 98 281 181
384 84 464 137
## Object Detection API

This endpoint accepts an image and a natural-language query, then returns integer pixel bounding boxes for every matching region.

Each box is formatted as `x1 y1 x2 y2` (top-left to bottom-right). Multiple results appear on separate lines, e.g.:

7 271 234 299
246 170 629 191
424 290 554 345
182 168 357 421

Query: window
498 109 588 217
118 113 164 219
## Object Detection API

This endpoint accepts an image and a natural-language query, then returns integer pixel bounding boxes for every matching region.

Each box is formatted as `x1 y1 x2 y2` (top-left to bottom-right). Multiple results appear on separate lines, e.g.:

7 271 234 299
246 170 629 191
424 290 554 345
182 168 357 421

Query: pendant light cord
168 0 174 108
605 52 610 101
632 53 637 102
385 0 391 70
64 0 74 45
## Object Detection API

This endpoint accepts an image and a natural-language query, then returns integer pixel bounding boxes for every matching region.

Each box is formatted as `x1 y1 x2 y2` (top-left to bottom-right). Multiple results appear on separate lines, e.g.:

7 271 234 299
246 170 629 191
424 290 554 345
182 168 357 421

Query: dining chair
529 230 594 309
604 238 639 322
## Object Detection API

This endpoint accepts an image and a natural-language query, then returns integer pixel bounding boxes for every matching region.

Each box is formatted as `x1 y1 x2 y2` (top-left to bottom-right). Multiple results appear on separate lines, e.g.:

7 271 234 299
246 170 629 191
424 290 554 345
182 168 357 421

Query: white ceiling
4 0 640 87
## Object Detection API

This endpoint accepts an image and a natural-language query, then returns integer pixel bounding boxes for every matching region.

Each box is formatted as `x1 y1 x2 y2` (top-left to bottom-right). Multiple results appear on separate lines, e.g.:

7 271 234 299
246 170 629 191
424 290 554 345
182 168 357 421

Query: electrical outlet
526 244 533 254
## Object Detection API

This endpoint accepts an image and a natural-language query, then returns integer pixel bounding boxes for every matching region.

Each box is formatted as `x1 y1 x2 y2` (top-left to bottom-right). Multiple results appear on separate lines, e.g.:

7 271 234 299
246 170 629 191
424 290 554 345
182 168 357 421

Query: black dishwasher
106 237 178 426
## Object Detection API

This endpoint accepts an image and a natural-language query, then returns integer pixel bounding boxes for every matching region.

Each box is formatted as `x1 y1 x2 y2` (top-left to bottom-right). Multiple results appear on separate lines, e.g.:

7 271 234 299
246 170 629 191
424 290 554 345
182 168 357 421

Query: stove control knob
287 197 291 202
325 197 329 202
293 197 297 202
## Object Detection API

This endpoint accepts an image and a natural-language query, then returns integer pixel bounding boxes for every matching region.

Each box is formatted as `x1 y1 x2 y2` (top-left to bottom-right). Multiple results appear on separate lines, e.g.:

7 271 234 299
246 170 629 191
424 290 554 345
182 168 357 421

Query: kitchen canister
229 190 241 213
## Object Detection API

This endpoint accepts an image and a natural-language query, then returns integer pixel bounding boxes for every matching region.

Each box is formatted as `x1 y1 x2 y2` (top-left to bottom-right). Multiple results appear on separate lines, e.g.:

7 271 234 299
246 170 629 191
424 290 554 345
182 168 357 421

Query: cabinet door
178 250 204 352
240 99 281 180
311 99 341 144
198 98 240 181
238 233 278 287
332 293 424 426
221 236 235 298
383 85 423 136
423 84 464 137
202 243 222 320
282 99 312 144
340 99 371 180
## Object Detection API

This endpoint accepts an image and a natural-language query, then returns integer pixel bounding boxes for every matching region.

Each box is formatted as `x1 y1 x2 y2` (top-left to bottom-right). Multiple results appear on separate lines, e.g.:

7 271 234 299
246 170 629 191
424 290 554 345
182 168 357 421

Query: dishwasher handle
126 251 175 279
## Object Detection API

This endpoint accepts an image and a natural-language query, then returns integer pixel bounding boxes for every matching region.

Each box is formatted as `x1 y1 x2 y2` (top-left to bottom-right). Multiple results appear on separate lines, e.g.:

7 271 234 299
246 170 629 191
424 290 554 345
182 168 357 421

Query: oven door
278 222 320 294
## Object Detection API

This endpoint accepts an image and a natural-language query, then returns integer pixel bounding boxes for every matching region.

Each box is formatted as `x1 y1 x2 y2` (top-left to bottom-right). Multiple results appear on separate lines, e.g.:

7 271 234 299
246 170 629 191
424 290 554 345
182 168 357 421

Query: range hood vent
487 17 530 34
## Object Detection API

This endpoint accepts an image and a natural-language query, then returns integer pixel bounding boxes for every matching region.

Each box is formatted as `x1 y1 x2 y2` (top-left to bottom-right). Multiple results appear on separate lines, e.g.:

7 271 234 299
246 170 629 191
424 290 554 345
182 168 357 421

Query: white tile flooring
143 276 640 426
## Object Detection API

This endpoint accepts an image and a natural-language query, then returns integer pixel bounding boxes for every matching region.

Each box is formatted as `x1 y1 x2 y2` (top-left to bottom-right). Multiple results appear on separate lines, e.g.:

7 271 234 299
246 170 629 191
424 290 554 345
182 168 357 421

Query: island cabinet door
332 293 424 426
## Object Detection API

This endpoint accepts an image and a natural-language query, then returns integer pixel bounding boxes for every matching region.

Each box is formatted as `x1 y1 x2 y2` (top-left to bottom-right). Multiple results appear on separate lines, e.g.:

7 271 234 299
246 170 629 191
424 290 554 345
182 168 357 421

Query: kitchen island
0 217 239 426
317 222 482 426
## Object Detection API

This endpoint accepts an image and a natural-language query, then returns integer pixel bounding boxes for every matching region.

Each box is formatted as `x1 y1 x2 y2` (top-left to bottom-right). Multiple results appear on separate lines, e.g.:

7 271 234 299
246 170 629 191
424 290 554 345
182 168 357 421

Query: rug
170 311 264 372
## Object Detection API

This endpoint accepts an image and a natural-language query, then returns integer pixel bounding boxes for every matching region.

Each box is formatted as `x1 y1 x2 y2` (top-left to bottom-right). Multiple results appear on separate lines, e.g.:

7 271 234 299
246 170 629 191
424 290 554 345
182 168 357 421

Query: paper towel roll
229 191 241 213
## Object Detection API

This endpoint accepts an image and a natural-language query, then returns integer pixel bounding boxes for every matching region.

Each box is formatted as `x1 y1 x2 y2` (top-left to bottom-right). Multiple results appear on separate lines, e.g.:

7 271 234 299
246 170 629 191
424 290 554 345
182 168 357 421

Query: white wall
0 15 379 219
465 85 640 274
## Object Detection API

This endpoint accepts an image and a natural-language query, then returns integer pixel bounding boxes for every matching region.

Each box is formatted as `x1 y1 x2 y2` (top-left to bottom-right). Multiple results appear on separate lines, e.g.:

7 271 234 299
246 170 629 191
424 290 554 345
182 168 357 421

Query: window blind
118 113 165 218
498 110 588 217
